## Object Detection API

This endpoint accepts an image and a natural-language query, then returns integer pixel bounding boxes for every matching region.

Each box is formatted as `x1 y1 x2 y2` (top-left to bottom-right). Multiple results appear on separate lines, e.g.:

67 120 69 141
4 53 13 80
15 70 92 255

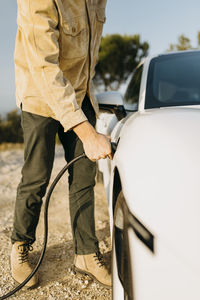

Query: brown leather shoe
74 251 111 288
11 241 39 288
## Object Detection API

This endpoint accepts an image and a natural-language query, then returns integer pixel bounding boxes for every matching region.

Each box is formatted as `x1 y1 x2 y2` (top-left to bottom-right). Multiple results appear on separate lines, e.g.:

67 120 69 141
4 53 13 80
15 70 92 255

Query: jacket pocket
91 8 106 67
60 15 89 59
96 8 106 24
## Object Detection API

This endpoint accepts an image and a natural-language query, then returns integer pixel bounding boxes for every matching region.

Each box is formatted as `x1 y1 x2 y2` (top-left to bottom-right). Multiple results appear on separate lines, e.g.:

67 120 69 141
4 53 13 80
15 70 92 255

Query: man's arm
73 121 113 161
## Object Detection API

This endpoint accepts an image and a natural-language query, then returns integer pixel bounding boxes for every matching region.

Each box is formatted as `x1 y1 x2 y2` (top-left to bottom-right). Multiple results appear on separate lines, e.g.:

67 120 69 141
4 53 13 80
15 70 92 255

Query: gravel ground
0 146 112 300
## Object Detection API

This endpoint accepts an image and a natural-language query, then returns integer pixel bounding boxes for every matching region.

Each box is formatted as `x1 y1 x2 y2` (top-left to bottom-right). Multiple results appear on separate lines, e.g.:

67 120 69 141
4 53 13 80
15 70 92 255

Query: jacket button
72 27 76 33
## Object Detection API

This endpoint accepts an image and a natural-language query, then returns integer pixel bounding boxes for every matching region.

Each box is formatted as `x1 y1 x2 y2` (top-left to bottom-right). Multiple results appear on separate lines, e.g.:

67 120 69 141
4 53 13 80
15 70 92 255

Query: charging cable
0 143 117 299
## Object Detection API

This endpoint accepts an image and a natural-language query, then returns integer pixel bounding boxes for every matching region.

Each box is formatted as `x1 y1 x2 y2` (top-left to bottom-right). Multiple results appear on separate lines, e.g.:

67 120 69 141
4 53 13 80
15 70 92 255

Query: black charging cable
0 143 117 299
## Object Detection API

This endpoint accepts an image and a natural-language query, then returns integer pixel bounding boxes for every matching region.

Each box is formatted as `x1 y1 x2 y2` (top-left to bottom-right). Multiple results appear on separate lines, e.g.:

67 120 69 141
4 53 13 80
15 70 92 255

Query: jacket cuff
60 108 88 132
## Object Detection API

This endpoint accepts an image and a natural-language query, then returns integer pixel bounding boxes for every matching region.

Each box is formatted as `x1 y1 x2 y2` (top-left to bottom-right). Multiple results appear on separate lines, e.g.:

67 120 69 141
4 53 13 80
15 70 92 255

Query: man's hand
73 121 113 161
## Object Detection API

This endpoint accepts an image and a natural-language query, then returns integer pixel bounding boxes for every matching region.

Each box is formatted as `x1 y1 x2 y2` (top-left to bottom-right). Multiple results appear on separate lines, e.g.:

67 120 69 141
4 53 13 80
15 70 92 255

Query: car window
124 64 143 110
145 51 200 109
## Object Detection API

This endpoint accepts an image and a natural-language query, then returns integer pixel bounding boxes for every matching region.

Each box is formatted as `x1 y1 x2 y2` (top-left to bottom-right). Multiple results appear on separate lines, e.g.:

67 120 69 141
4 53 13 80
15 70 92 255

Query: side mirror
96 92 127 121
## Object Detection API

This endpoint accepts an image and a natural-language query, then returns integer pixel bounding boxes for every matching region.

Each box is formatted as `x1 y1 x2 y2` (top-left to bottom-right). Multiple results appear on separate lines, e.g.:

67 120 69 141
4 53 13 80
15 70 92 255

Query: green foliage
198 32 200 46
94 34 149 91
168 32 200 51
0 109 23 144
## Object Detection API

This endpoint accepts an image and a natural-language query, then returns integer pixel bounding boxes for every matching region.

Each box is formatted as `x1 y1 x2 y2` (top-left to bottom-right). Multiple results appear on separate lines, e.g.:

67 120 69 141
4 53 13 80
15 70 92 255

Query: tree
168 32 200 51
94 34 149 91
6 109 23 143
0 109 23 144
198 32 200 47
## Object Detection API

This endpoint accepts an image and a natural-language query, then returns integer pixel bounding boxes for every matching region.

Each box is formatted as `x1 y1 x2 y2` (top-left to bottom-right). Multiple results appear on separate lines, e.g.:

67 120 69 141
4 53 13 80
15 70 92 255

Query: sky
0 0 200 115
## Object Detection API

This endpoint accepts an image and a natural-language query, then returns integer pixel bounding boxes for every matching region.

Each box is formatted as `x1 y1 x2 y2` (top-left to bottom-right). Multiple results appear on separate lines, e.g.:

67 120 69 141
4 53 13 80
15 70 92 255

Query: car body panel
96 50 200 299
115 107 200 272
129 228 200 300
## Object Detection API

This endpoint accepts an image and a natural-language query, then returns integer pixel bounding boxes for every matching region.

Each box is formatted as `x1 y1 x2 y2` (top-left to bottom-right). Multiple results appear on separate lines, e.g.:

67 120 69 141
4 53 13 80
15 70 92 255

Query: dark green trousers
11 96 99 255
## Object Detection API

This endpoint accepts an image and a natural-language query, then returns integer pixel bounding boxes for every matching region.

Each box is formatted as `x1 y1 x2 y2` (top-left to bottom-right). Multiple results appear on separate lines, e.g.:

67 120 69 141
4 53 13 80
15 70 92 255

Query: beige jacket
15 0 106 131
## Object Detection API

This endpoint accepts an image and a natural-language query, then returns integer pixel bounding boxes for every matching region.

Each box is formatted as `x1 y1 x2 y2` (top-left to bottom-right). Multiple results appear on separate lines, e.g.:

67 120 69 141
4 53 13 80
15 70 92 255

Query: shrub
0 109 23 144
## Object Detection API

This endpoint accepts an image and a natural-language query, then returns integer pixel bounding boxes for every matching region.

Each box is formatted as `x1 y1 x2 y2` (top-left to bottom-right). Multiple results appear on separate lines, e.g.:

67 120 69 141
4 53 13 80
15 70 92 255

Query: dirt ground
0 146 112 300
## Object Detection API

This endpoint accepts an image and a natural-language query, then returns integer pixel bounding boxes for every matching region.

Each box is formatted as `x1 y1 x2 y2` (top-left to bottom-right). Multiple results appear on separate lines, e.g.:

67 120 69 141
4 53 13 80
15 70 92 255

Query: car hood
115 107 200 274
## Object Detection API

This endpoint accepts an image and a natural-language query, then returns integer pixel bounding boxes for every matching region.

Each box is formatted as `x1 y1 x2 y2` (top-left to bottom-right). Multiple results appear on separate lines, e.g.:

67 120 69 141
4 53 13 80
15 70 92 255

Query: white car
96 50 200 300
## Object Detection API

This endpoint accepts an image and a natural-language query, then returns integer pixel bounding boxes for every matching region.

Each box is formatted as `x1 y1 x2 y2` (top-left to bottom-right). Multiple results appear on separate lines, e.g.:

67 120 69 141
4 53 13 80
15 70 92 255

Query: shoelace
17 243 33 264
93 251 105 268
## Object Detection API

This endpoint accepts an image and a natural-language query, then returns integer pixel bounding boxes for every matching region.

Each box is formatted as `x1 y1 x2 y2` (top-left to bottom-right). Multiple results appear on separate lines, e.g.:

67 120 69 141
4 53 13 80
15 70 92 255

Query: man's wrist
73 121 97 142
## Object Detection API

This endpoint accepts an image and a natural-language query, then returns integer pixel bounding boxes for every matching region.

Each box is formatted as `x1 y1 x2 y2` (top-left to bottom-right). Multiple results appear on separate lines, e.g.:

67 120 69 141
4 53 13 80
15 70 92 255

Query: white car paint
96 50 200 300
115 108 200 294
